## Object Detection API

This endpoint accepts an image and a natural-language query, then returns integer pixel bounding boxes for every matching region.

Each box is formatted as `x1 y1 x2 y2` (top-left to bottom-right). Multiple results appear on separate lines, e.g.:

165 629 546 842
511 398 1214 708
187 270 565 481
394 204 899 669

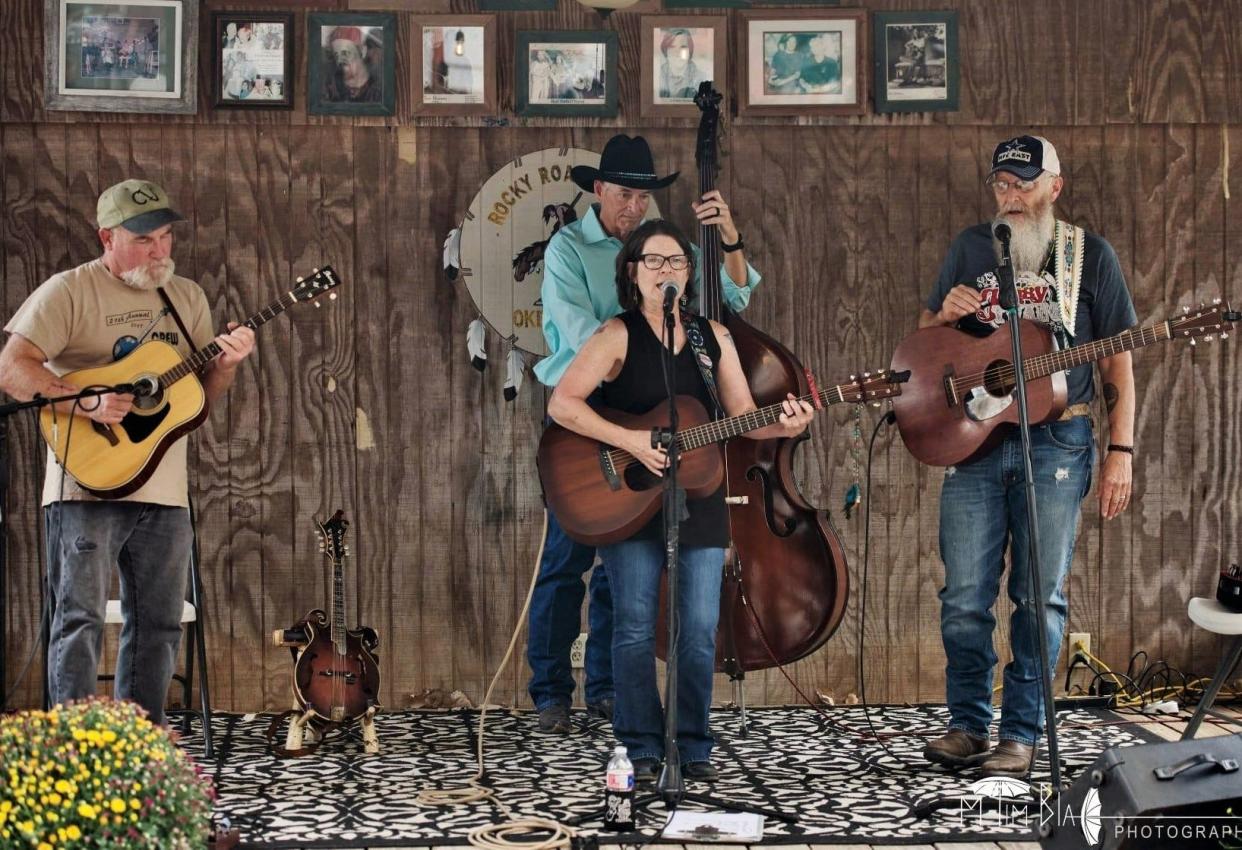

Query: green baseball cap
96 179 185 234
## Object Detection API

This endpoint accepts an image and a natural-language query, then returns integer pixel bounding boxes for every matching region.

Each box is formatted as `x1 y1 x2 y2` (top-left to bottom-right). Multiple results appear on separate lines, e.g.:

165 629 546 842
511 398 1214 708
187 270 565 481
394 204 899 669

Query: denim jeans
938 417 1095 745
526 506 614 710
45 502 193 725
601 538 724 764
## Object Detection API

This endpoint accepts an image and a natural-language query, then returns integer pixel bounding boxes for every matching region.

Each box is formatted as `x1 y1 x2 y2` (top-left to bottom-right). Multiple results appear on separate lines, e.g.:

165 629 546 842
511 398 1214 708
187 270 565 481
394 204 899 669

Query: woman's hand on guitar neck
621 428 669 477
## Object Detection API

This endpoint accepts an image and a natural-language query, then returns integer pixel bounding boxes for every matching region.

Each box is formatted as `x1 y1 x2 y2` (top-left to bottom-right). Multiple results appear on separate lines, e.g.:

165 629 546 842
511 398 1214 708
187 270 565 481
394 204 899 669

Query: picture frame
666 0 839 7
737 8 866 117
872 10 958 113
213 11 293 108
515 30 619 118
640 15 726 119
479 0 554 9
411 15 497 116
307 12 397 116
43 0 198 114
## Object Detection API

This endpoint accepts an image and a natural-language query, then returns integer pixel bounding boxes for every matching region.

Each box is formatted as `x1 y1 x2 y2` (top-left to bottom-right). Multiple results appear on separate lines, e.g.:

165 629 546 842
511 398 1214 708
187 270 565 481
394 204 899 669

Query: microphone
659 280 679 311
116 377 159 398
991 219 1012 245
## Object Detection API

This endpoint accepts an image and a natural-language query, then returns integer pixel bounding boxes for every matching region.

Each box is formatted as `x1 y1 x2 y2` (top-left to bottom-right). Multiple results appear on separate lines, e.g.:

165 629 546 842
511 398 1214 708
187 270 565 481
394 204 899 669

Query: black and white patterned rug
176 705 1157 848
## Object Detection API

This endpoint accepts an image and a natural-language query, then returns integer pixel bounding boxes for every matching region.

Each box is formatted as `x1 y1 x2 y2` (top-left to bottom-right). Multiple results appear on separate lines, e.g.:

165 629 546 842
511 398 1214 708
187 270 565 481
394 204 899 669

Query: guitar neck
331 554 346 655
677 383 849 452
1023 321 1172 380
158 292 298 386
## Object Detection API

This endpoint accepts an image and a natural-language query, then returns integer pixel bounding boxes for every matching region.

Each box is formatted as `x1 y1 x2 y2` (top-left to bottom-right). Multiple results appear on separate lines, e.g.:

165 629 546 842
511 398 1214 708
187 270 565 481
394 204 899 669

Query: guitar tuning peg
864 371 871 378
314 302 321 309
329 292 338 301
1183 305 1190 313
872 401 881 408
1205 335 1215 342
1190 338 1197 346
313 267 320 273
1214 297 1222 305
849 375 856 381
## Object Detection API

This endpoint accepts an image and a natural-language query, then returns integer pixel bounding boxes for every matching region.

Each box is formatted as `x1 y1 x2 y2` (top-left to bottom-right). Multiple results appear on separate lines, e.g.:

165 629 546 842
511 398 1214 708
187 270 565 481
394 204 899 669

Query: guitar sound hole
982 358 1015 398
623 463 661 492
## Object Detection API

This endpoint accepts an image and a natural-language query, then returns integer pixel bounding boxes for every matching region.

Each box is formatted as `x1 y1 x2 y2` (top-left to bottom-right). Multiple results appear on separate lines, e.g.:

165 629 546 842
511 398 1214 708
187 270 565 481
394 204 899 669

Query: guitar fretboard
1023 321 1172 380
331 551 346 656
158 292 299 386
672 382 849 453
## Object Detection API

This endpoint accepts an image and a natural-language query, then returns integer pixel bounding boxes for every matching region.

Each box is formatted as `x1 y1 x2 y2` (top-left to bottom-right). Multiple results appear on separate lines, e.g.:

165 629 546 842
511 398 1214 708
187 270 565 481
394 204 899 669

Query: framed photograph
213 12 293 108
738 8 866 117
307 12 396 116
640 15 725 118
872 10 958 113
43 0 198 113
515 30 619 118
411 15 496 116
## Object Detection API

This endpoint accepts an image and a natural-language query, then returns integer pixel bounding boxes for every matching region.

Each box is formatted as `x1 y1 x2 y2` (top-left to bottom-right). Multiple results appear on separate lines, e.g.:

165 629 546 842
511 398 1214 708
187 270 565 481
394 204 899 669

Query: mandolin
538 371 902 546
291 510 381 726
891 302 1239 467
39 266 341 498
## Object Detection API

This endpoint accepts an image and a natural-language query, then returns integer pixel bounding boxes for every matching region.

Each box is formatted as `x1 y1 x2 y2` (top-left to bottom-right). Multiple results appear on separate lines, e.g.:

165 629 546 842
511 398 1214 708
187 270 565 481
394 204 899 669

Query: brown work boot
923 729 991 768
979 740 1035 778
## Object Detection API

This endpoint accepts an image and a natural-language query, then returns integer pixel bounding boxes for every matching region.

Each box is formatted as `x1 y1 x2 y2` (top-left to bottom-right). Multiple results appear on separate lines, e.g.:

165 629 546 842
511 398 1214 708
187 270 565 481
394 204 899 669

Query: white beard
120 258 175 290
996 206 1055 274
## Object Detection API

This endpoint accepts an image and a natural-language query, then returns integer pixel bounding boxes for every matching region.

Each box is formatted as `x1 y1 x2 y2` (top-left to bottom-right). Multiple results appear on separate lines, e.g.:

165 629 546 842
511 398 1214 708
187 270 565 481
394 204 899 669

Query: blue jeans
938 417 1095 745
601 539 724 764
45 502 192 725
526 506 614 710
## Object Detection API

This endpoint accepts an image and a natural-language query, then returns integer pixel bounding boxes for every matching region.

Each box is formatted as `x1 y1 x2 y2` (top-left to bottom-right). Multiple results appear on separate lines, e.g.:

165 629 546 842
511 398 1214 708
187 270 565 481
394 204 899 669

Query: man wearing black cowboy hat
527 134 762 734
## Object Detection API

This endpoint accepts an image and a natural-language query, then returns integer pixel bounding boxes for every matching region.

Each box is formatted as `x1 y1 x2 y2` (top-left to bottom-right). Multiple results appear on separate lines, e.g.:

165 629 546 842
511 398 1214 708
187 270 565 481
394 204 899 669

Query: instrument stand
719 554 751 737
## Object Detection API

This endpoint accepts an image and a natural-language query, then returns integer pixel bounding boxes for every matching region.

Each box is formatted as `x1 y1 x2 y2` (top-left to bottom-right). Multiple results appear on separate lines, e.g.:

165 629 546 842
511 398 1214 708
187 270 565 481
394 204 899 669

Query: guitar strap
156 287 203 367
1052 219 1086 339
681 310 723 418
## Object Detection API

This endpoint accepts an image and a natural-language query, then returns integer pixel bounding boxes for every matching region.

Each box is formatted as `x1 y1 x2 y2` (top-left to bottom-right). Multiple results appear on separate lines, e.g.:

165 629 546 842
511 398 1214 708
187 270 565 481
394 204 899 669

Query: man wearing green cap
0 179 255 724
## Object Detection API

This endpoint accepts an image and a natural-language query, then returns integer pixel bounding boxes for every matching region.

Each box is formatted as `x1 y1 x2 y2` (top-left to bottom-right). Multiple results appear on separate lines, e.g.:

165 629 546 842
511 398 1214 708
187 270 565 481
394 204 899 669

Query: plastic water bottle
604 744 635 831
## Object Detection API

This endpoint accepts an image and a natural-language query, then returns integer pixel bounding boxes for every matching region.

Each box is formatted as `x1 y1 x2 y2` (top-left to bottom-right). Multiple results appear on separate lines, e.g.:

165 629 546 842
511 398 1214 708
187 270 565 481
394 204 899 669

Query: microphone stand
994 227 1064 798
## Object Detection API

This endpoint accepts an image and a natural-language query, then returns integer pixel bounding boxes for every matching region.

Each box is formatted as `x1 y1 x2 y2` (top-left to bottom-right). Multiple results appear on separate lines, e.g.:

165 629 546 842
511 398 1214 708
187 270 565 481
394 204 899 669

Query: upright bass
657 84 850 683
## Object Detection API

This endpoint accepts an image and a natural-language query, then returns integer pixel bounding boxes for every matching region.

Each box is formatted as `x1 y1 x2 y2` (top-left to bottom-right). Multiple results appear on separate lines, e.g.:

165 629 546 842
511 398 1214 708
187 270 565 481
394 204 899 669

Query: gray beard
120 259 175 290
995 208 1055 274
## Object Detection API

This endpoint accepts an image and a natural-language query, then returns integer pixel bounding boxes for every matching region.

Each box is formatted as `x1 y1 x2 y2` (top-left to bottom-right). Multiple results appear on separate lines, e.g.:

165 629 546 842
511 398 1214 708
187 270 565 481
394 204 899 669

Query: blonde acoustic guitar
39 266 341 498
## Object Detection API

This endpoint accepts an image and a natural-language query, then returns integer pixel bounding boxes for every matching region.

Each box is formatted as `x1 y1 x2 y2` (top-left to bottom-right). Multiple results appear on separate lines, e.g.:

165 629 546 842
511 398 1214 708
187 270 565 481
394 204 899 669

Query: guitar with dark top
891 302 1239 467
39 266 341 498
538 371 902 546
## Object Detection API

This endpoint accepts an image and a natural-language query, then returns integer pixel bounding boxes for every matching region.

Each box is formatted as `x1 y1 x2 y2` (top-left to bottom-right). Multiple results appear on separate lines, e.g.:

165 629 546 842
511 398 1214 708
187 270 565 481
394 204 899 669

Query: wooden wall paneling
383 126 424 703
852 124 891 700
1061 127 1103 677
63 126 98 266
1165 0 1205 125
1097 124 1137 671
882 125 924 702
1102 0 1141 124
1 124 45 710
221 124 266 705
251 125 297 707
1159 125 1196 669
447 128 487 704
957 0 1017 130
1 0 41 124
1030 0 1076 128
477 127 517 706
1129 124 1168 668
913 124 951 702
1073 1 1106 126
1138 0 1172 125
1197 0 1240 124
411 124 461 698
286 126 330 707
190 126 236 708
1189 124 1228 671
350 127 394 704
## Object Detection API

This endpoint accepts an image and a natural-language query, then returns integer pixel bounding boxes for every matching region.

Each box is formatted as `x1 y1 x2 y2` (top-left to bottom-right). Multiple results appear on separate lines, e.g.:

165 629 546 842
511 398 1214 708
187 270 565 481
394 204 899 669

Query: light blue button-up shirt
533 205 762 387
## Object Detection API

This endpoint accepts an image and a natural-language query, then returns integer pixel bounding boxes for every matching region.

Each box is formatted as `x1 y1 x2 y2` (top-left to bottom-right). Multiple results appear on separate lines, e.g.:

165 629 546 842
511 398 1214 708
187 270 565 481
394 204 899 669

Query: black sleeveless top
601 310 728 548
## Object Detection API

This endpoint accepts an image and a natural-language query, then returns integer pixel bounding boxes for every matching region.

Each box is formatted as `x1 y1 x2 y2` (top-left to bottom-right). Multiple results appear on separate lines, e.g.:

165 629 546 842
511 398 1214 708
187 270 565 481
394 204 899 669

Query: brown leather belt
1057 403 1092 421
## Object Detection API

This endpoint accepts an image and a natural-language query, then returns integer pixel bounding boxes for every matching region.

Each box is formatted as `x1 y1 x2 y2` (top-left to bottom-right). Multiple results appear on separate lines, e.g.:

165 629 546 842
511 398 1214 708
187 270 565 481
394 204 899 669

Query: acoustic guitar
39 267 341 498
537 371 903 546
891 302 1239 467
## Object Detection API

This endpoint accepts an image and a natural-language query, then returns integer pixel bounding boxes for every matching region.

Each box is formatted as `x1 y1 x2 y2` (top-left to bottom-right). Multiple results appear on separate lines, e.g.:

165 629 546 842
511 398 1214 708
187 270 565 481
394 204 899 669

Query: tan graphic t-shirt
4 258 214 507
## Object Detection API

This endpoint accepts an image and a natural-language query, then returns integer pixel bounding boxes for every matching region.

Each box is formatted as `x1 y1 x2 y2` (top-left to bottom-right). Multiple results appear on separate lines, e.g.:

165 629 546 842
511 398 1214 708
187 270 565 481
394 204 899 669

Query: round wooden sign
456 147 660 355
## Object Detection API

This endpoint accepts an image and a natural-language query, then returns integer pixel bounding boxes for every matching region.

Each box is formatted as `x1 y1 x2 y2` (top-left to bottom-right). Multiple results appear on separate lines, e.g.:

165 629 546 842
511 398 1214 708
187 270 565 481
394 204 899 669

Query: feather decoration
442 227 462 281
467 318 487 372
504 346 525 402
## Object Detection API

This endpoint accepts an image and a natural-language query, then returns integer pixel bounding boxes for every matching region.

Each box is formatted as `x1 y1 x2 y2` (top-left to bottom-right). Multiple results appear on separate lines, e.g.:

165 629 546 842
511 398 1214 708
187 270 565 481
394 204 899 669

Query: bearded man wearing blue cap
527 134 762 746
917 136 1138 777
0 179 255 724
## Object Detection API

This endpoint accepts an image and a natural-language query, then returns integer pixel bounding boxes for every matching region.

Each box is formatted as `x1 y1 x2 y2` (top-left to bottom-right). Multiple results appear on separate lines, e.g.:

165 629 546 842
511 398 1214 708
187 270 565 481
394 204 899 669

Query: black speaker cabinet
1040 733 1242 849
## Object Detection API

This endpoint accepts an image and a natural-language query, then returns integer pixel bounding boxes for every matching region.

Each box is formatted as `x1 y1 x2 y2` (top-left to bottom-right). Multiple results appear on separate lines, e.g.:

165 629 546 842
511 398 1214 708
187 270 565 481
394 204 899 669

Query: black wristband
721 234 744 253
1107 444 1134 455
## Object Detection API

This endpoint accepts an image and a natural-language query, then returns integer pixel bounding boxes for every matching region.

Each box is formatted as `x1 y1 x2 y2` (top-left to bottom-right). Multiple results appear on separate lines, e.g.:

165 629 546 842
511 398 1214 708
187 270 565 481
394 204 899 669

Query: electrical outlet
570 632 588 668
1069 632 1091 658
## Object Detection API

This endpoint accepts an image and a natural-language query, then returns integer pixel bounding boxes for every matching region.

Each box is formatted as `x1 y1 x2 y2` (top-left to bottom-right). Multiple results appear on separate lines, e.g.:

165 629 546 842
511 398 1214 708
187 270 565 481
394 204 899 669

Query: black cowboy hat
571 134 679 193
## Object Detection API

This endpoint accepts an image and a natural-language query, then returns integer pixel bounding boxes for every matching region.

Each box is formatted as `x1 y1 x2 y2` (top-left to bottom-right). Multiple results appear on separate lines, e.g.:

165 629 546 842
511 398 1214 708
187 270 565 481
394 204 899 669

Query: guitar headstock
1168 301 1239 344
314 509 350 562
694 81 723 170
292 266 342 307
840 369 905 405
